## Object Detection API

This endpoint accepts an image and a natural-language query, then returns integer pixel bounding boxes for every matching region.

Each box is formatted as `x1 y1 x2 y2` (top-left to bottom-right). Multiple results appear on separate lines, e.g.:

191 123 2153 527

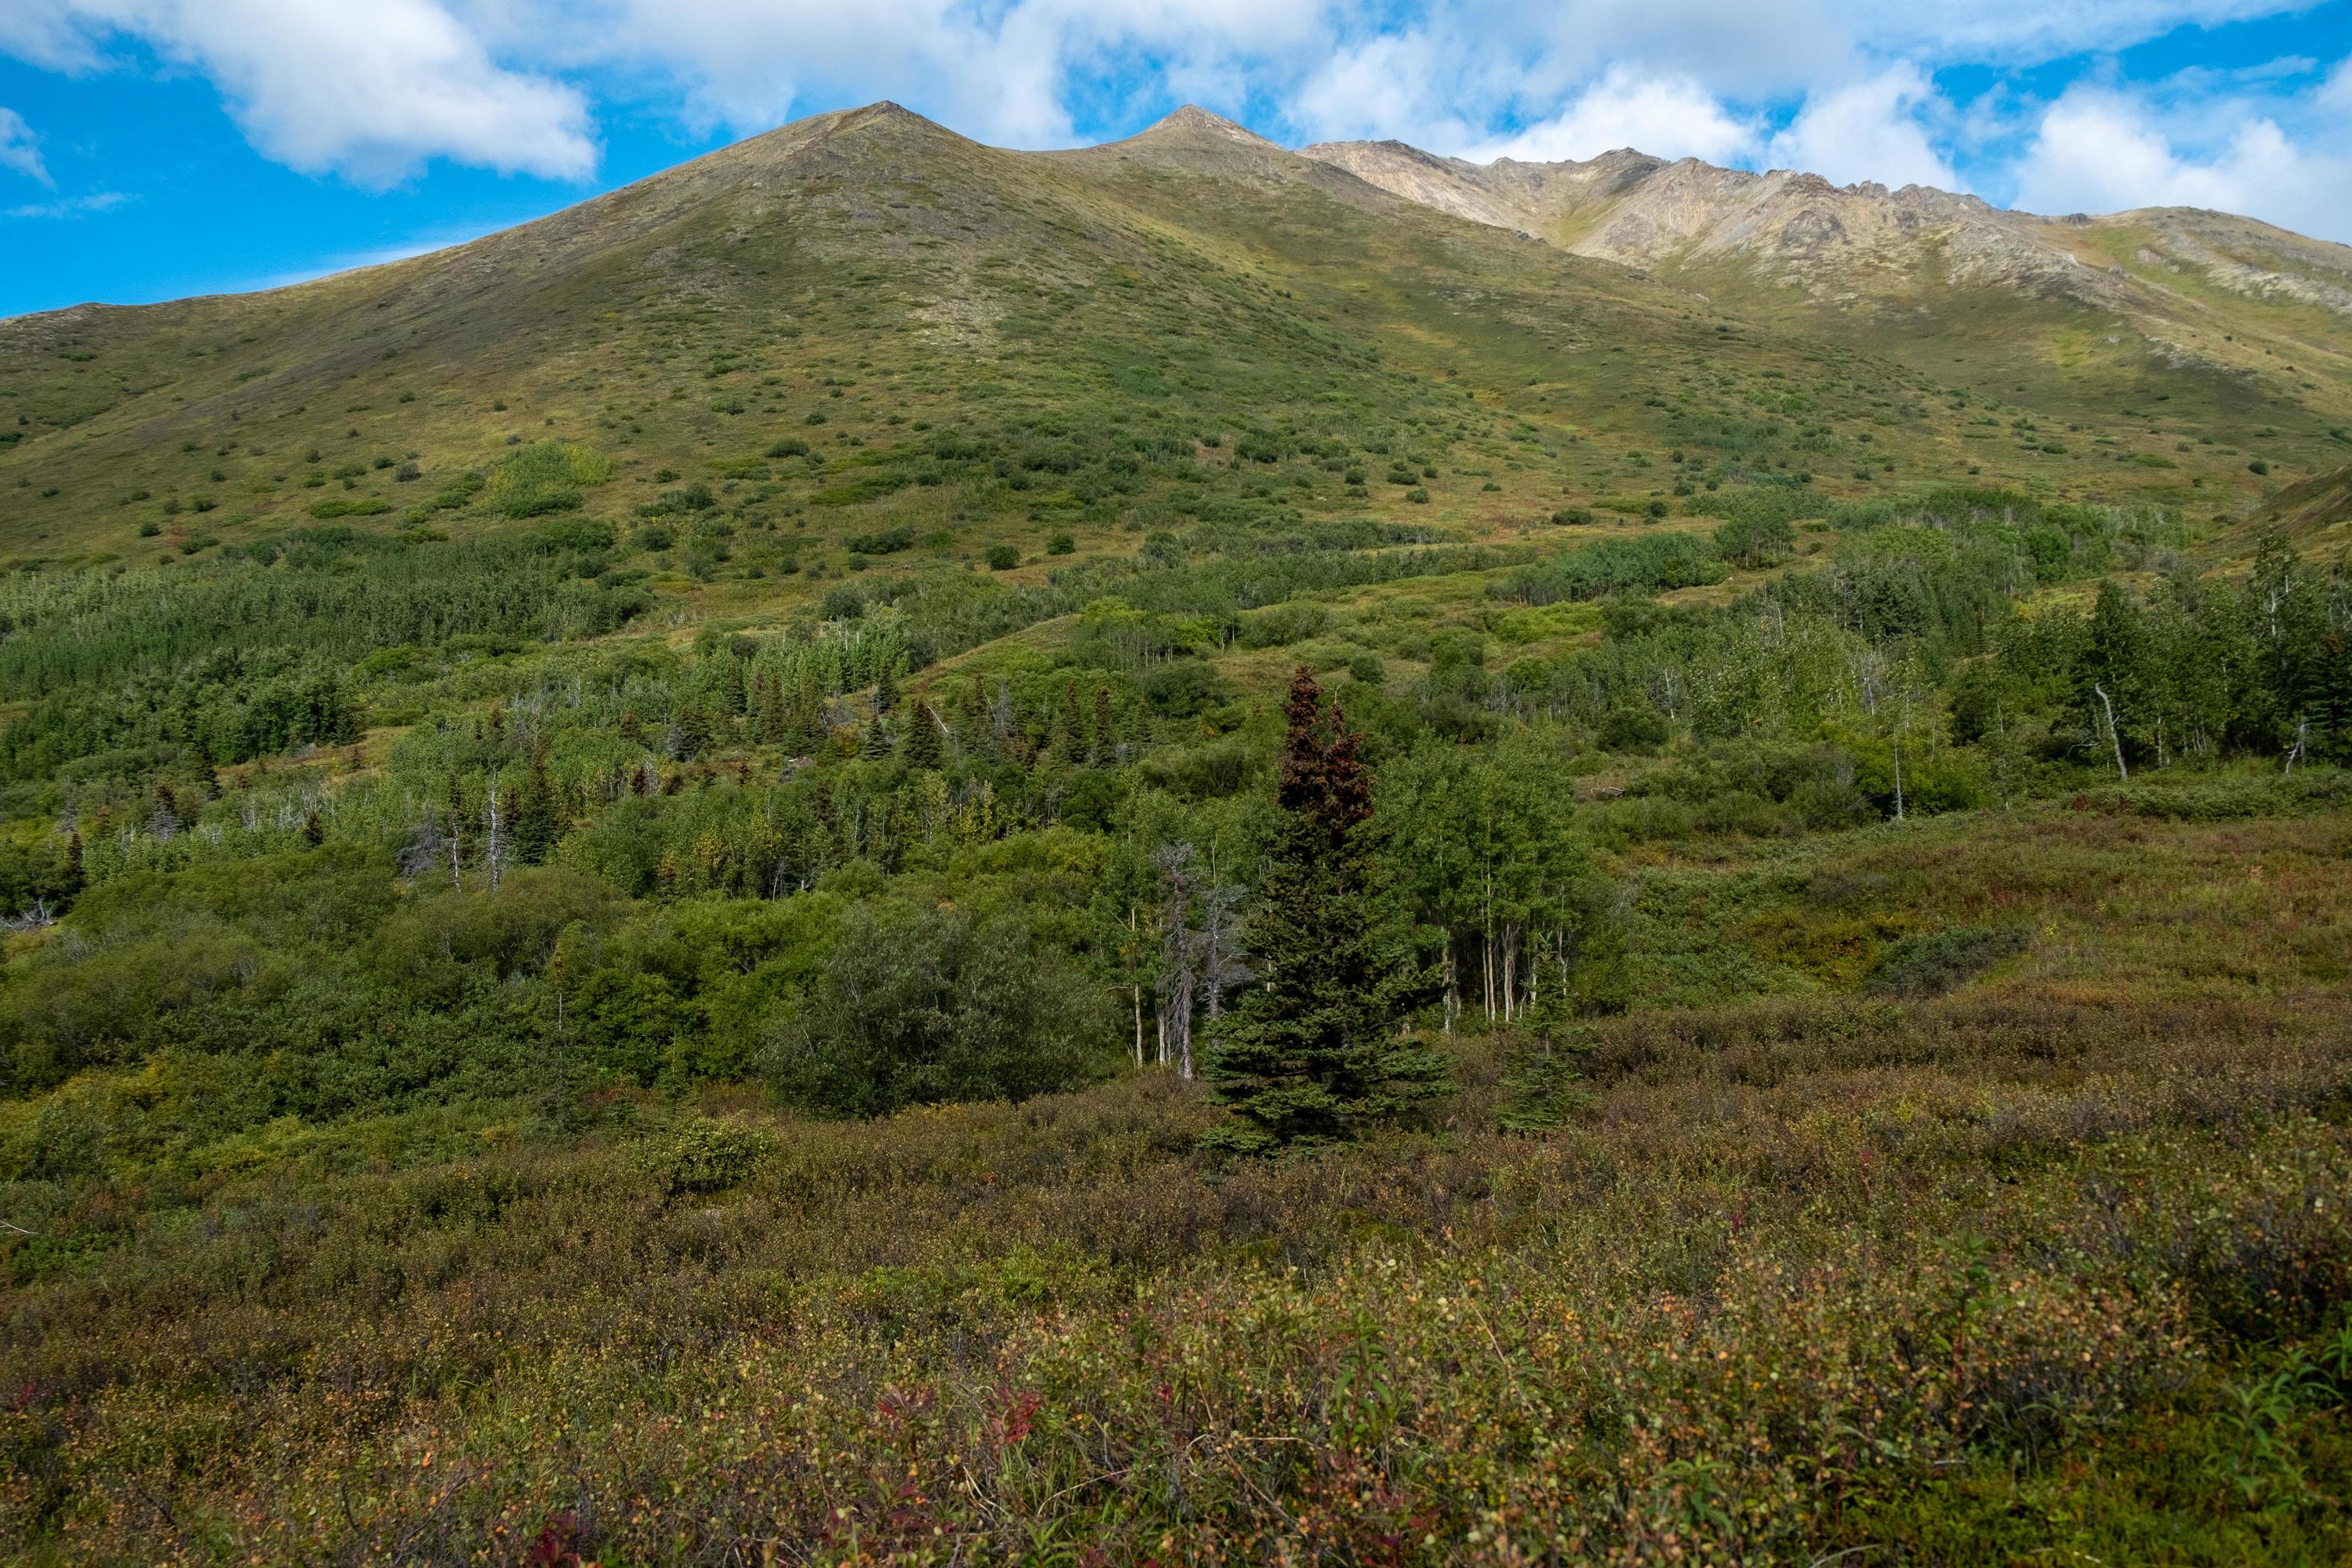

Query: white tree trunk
2094 683 2129 782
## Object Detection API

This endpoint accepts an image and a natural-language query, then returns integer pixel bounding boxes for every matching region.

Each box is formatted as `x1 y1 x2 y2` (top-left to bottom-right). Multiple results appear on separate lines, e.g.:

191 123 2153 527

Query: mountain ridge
1294 132 2352 323
8 99 2350 330
2 95 2347 567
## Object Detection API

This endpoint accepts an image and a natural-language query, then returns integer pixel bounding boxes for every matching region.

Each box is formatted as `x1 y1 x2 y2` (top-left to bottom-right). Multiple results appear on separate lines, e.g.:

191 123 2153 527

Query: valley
1 100 2349 1563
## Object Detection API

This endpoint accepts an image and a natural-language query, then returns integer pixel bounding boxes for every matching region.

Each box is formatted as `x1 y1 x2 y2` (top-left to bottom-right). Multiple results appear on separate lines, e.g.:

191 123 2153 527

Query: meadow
6 804 2352 1562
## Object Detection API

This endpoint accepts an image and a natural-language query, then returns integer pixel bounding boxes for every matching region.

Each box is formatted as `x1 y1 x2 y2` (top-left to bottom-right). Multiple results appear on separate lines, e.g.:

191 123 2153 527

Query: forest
3 468 2344 1123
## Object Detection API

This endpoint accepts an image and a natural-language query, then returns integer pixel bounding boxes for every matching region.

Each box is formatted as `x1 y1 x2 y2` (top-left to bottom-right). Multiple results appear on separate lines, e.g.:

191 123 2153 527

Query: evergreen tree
756 672 786 745
786 678 826 757
1202 667 1447 1155
511 736 565 863
903 697 945 770
2072 581 2149 775
58 830 84 902
1050 678 1086 767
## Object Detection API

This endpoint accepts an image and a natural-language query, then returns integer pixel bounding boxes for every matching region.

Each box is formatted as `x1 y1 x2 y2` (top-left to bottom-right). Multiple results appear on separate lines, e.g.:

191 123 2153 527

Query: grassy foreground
6 803 2350 1564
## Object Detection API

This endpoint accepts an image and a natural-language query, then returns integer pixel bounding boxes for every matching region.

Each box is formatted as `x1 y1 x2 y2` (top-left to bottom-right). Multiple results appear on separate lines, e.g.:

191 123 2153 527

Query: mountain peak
1131 105 1281 150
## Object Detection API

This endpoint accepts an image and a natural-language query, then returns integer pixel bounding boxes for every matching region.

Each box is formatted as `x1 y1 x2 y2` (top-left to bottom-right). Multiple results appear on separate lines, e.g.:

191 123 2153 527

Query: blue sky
3 0 2349 319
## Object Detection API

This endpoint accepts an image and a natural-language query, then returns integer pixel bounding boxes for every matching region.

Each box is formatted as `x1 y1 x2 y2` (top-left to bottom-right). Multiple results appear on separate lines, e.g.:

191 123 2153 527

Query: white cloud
2 0 2348 237
1458 67 1759 164
471 0 1330 150
2010 79 2352 239
6 189 128 218
1293 31 1477 146
0 107 52 184
2322 53 2352 115
525 0 1066 146
4 0 597 183
1842 0 2316 65
1766 63 1960 190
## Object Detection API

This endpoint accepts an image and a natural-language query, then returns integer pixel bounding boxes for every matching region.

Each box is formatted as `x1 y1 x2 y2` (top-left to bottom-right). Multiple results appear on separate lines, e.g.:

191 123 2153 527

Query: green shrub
1714 513 1794 567
628 1116 779 1195
762 902 1114 1117
846 526 917 555
1866 925 2030 998
986 544 1019 570
1598 704 1670 753
534 517 617 553
484 441 612 518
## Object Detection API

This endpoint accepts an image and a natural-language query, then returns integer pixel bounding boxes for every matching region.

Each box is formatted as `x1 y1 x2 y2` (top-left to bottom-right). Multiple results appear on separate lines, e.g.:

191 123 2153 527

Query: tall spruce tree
1202 667 1447 1154
510 735 565 863
903 695 945 770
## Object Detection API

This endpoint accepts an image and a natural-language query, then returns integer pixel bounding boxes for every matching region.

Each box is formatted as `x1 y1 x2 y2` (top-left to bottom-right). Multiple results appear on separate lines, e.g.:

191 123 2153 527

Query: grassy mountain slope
1301 138 2352 475
3 103 2347 580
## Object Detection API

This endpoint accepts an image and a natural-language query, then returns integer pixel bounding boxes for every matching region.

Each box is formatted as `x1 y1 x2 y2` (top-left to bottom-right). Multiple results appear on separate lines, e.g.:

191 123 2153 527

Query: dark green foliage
762 901 1114 1117
1714 512 1795 567
1494 1033 1594 1131
533 516 616 553
1203 669 1446 1154
1599 706 1669 752
1502 534 1727 606
902 701 944 770
846 526 917 556
1866 925 2032 998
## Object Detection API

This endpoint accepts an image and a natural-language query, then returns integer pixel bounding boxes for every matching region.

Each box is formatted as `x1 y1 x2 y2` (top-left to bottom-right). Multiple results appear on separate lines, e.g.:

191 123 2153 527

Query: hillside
4 102 2350 572
2 102 2350 1564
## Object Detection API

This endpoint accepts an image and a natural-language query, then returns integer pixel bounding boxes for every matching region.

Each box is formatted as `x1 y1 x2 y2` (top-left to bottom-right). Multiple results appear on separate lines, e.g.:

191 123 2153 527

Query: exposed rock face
1294 138 2352 319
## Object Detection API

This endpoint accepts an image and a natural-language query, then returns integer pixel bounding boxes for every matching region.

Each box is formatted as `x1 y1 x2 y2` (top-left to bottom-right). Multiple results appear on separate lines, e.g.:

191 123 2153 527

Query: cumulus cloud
515 0 1066 146
2 0 2349 238
0 107 52 185
1292 30 1482 147
2010 74 2352 239
5 0 596 183
1766 63 1960 190
476 0 1331 150
1458 67 1759 164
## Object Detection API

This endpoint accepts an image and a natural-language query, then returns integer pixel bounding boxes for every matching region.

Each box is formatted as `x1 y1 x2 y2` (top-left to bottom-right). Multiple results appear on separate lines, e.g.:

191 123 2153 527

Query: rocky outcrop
1294 138 2352 318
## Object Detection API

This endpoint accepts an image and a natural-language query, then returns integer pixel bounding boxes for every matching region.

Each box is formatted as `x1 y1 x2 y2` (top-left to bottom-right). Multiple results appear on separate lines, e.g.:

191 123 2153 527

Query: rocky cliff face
1295 138 2352 320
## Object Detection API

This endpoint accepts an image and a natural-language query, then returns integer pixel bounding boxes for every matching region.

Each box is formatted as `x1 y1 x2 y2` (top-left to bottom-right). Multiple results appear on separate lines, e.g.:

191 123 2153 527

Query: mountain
1296 138 2352 328
2 99 2348 573
7 101 2352 1566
